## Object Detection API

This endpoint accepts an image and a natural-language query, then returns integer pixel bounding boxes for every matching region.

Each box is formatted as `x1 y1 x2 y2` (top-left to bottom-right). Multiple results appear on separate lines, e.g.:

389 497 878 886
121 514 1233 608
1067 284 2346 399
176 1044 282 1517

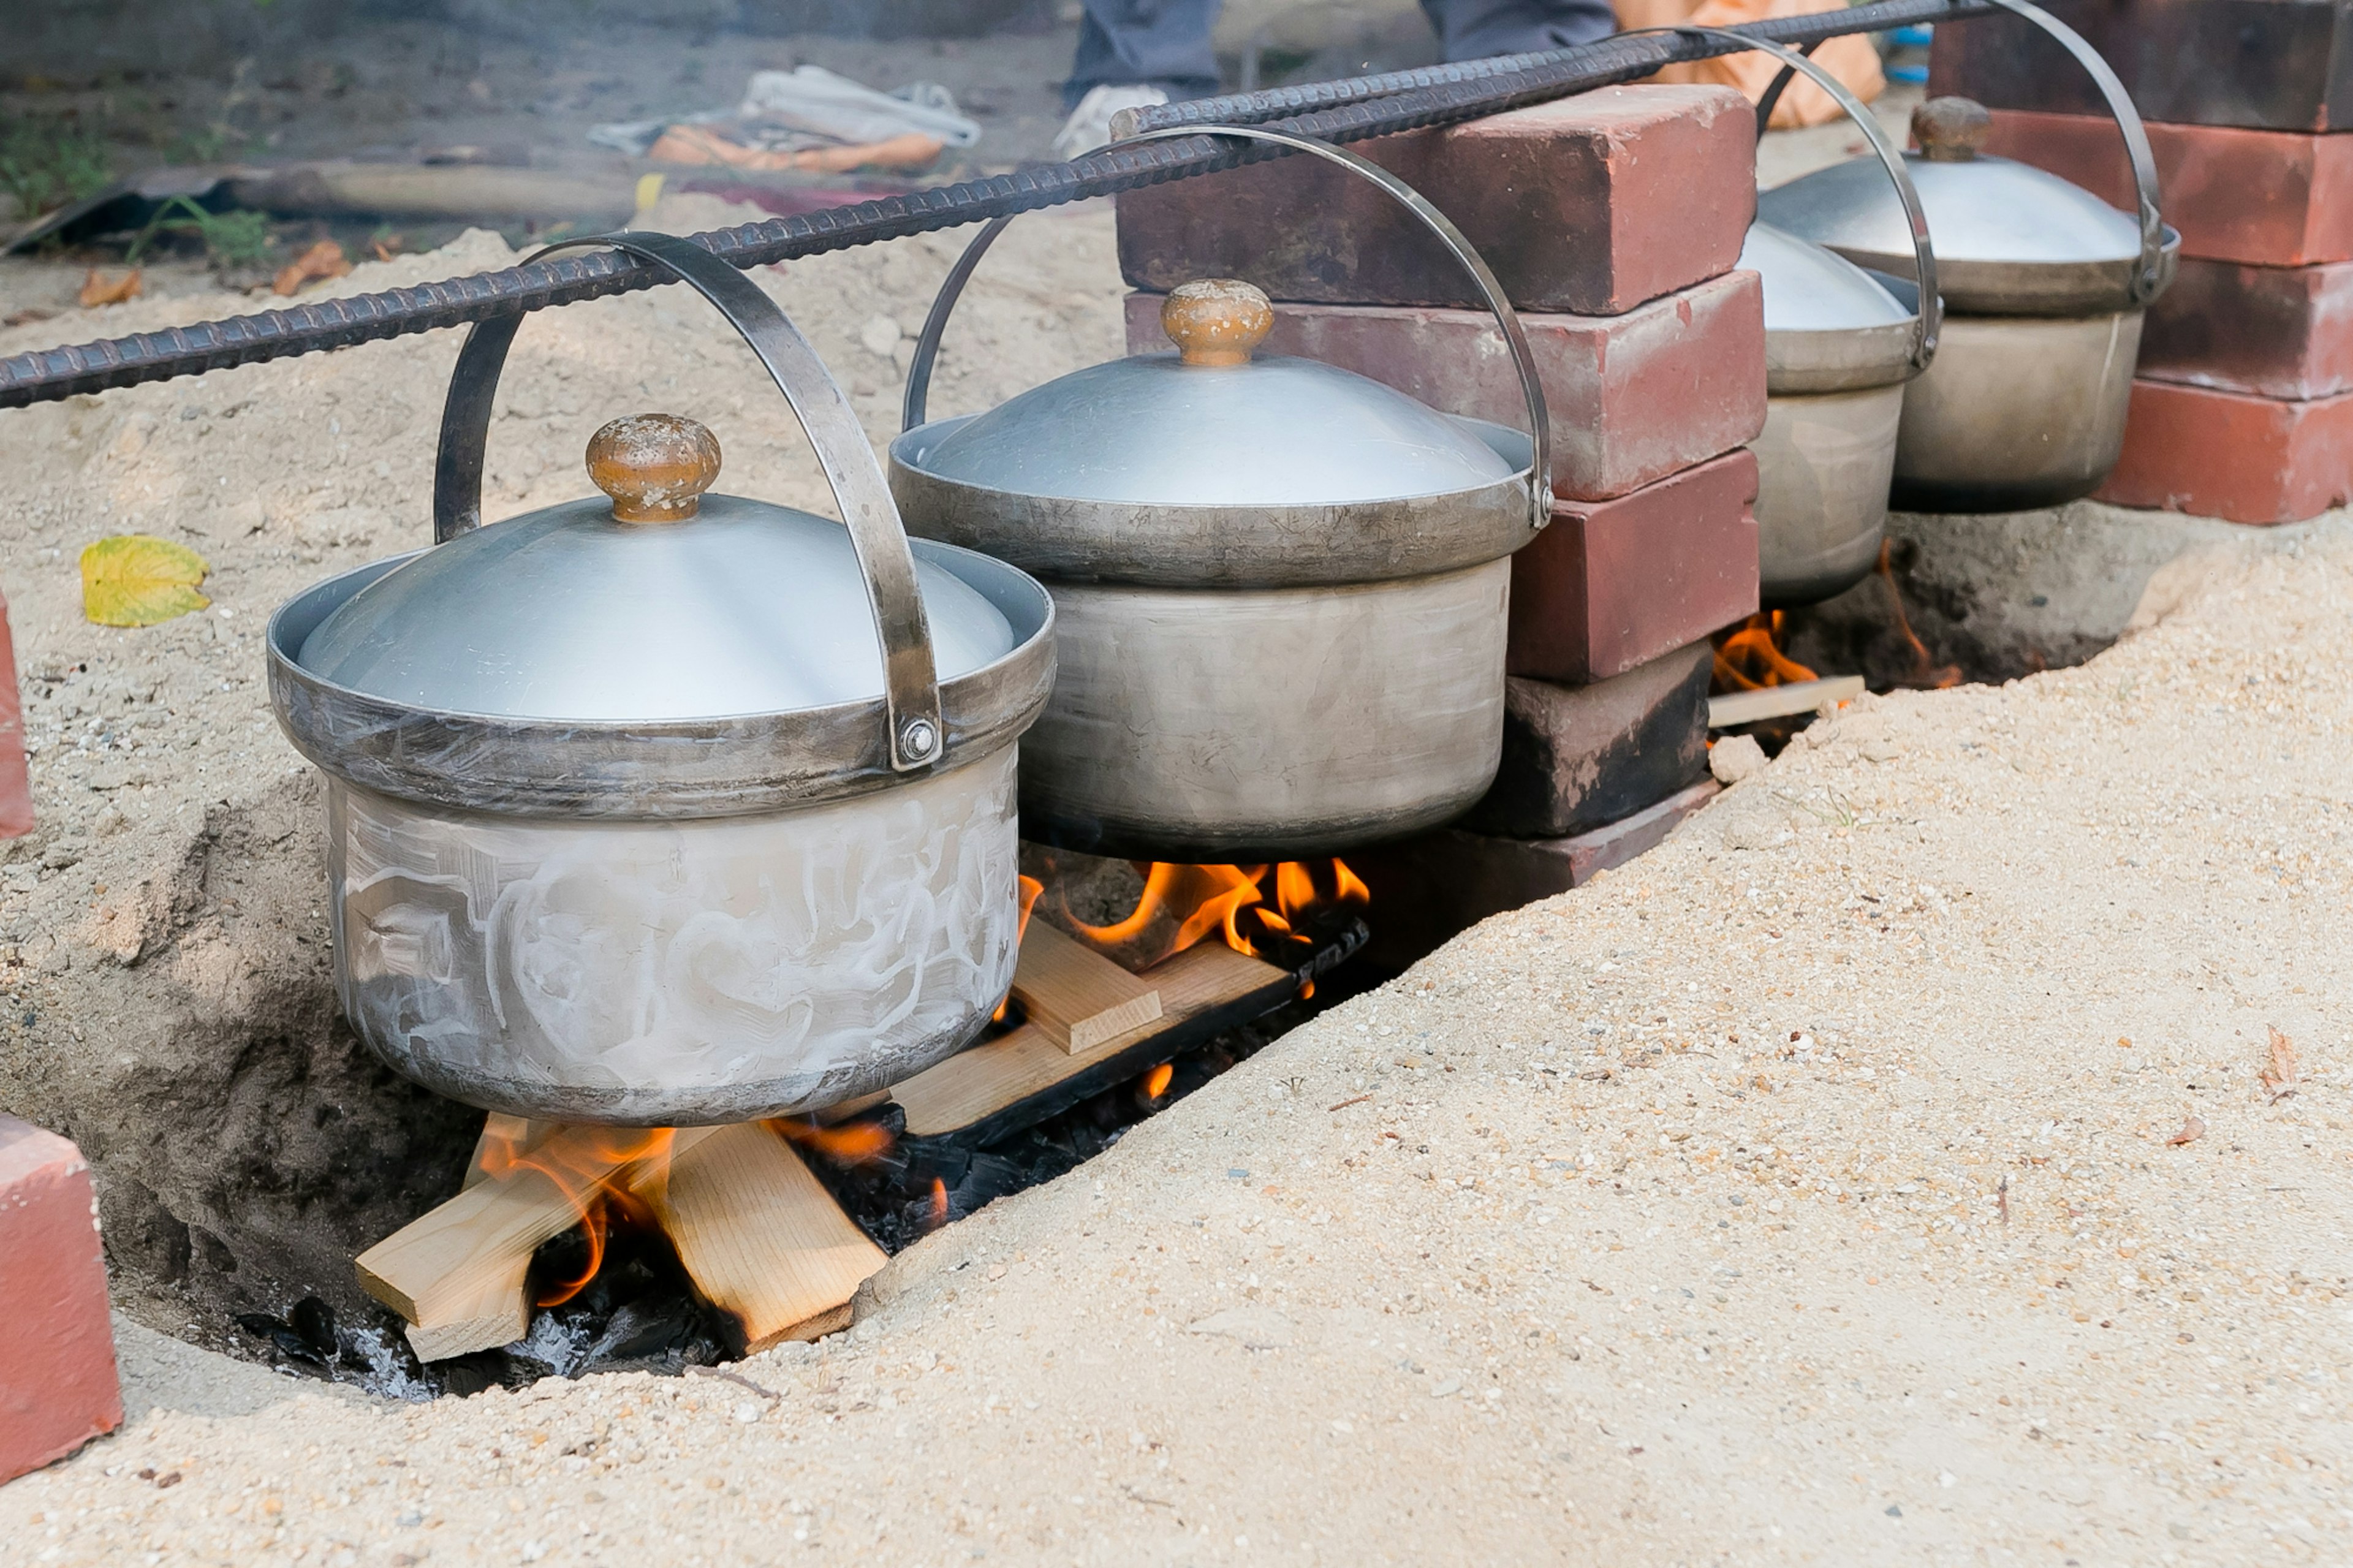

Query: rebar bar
0 0 1986 411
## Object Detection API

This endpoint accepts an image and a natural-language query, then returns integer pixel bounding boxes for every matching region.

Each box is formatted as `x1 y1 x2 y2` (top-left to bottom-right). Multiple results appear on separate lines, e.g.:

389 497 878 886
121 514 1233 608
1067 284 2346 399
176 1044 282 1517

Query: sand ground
5 511 2347 1563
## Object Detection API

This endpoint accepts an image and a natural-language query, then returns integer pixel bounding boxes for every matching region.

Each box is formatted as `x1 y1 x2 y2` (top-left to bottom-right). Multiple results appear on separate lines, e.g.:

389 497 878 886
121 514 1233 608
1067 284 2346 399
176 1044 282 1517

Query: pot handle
431 230 944 773
1748 0 2167 306
901 123 1553 532
1626 25 1940 376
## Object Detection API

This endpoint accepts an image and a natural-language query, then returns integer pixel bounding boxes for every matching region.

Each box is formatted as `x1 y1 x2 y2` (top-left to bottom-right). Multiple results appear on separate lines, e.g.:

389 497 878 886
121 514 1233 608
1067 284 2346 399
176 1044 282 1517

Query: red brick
1115 85 1755 317
1977 110 2353 268
1509 449 1759 685
1350 779 1719 970
1123 273 1765 502
1464 641 1713 840
1 1116 120 1482
2096 378 2353 525
0 591 28 839
2139 257 2353 400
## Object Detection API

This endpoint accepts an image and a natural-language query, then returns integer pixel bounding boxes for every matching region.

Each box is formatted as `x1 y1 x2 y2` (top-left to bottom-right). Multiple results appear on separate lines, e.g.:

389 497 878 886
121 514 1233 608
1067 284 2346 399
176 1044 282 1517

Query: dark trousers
1067 0 1618 107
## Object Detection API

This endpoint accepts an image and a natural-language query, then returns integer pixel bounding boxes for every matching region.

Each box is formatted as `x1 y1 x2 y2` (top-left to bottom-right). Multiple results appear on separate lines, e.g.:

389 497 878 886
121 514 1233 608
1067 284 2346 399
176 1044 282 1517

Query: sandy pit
0 469 2346 1557
0 197 1131 1341
4 192 2352 1565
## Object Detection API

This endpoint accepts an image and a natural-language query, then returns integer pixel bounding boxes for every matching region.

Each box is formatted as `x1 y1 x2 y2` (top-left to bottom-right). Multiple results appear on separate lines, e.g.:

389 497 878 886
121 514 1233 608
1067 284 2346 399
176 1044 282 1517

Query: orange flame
926 1176 949 1233
1066 857 1368 966
768 1117 896 1165
1876 540 1963 690
1143 1061 1174 1100
1712 611 1817 692
472 1122 684 1308
996 874 1048 1023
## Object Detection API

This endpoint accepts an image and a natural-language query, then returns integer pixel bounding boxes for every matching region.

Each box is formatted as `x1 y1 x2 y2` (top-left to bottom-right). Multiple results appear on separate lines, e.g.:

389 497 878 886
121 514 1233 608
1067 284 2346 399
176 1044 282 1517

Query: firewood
643 1123 887 1354
399 1113 544 1361
356 1125 718 1336
1010 918 1163 1055
894 941 1285 1138
1707 675 1865 730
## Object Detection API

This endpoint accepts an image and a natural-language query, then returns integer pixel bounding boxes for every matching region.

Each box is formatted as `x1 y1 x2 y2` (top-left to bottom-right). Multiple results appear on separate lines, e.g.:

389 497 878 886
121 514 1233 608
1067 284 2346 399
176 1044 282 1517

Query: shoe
1052 84 1170 160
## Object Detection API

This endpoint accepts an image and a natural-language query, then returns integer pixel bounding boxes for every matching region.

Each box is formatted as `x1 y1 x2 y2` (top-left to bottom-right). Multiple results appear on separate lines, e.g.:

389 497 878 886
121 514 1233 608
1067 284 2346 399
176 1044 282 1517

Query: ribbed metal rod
0 0 1984 411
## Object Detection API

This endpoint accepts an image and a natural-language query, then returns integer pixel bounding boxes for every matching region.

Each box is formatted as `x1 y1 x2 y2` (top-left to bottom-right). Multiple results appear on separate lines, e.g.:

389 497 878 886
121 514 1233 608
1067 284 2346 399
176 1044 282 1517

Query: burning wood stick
896 939 1286 1138
645 1123 887 1354
1707 675 1866 730
356 1124 717 1354
1010 918 1164 1055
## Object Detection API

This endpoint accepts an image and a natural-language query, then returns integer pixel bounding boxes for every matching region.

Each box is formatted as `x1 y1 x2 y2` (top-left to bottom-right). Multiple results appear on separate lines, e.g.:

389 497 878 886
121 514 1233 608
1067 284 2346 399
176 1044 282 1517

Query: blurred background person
1055 0 1618 154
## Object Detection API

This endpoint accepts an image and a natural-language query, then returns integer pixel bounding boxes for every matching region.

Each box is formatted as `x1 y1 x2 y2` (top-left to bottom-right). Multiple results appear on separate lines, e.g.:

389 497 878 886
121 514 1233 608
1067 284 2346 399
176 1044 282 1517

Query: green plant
0 119 113 220
125 195 275 270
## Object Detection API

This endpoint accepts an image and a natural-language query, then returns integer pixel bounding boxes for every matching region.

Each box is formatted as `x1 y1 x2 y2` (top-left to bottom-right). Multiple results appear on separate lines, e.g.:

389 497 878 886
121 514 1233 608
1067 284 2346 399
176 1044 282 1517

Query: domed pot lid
1741 221 1921 395
297 414 1018 724
889 279 1536 589
1757 97 2179 317
912 279 1514 506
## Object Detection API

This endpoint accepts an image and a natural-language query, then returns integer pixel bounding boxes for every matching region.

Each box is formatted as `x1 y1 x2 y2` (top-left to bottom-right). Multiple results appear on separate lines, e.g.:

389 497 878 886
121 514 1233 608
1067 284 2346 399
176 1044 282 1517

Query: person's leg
1066 0 1223 108
1420 0 1616 61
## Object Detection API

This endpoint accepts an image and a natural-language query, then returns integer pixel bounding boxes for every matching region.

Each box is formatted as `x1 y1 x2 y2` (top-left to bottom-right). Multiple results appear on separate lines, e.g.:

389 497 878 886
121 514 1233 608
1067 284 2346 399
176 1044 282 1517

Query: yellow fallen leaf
80 534 212 627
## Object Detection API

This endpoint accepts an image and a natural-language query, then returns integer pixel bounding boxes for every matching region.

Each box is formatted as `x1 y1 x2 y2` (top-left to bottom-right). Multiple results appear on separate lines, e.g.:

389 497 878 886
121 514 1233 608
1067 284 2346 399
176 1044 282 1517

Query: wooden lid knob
1162 279 1273 367
586 413 722 523
1912 96 1992 162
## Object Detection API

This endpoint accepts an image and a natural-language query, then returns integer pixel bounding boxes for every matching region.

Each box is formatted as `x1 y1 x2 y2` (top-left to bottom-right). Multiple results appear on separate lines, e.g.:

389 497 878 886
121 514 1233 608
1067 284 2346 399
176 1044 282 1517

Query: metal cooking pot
267 233 1055 1126
1677 28 1939 607
887 125 1551 863
1757 0 2176 513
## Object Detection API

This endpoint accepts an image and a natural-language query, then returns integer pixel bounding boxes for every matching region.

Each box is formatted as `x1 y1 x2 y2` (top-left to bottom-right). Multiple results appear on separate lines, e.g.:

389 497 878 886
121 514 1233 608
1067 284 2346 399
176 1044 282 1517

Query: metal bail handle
902 122 1555 532
1631 24 1941 375
1978 0 2168 305
430 230 945 773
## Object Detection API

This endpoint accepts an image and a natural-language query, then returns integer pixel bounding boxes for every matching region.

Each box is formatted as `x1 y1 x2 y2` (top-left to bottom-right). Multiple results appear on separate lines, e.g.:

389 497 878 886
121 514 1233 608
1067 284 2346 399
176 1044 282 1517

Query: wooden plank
1009 918 1164 1055
356 1125 718 1330
892 941 1287 1138
644 1123 887 1355
1708 674 1865 729
460 1113 540 1190
401 1114 549 1360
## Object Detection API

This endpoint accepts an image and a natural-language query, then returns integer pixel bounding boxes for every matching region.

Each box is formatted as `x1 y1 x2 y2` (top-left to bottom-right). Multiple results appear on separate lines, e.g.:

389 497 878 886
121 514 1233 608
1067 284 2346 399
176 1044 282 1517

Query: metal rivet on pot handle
430 231 945 775
1633 24 1941 377
901 123 1555 532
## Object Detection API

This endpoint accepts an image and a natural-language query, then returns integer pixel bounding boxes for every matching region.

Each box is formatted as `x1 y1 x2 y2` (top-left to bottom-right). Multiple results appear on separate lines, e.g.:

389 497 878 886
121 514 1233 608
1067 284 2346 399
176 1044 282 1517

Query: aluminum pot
1687 28 1939 607
887 125 1551 863
267 233 1055 1126
1757 0 2177 513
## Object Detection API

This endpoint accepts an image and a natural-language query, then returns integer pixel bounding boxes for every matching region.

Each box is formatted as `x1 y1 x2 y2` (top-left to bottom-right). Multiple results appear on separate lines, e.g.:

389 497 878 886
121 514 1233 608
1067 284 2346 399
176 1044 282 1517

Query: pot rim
268 536 1054 821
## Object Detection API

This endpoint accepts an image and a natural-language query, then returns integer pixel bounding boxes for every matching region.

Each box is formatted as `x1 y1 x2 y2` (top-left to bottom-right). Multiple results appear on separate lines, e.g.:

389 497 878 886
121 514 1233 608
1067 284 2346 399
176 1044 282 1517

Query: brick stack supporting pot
1934 1 2353 523
1116 85 1765 964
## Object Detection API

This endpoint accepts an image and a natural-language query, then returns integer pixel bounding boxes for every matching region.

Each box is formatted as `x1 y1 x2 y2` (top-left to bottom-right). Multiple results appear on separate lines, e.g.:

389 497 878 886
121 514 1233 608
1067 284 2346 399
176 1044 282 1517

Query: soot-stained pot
1746 222 1922 605
886 125 1552 863
1704 30 1939 608
266 233 1054 1126
1761 19 2178 513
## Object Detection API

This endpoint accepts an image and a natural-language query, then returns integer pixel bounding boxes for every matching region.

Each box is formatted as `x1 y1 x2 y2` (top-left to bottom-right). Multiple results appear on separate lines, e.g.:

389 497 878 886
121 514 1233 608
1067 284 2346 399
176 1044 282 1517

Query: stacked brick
1934 3 2353 523
1 1116 121 1482
1115 85 1764 961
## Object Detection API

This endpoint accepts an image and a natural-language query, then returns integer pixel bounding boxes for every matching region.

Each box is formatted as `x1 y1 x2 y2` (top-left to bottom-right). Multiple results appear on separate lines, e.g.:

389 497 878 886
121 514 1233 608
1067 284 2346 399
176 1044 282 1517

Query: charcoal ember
434 1349 520 1398
289 1295 338 1360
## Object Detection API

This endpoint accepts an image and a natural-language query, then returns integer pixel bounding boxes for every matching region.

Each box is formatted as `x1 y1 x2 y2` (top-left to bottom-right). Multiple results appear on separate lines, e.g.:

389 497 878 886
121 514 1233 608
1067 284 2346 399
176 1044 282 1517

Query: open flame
1713 610 1818 692
471 1123 681 1308
1059 857 1368 971
1874 540 1963 690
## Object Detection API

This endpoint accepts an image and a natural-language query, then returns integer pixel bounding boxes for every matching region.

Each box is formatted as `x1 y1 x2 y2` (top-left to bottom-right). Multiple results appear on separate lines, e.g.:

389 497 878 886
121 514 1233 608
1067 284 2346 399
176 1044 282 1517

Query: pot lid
296 414 1017 723
1741 222 1919 395
906 279 1516 506
1757 97 2177 317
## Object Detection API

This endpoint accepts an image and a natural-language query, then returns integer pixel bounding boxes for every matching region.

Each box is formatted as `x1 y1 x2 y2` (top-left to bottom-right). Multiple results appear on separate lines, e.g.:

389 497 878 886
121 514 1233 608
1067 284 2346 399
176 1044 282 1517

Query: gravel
2 499 2346 1559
